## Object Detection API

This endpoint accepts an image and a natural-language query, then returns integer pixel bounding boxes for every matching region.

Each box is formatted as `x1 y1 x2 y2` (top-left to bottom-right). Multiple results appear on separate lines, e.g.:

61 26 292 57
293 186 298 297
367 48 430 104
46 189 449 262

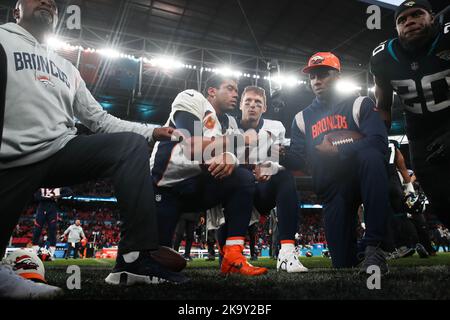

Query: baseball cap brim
302 65 339 74
20 272 47 283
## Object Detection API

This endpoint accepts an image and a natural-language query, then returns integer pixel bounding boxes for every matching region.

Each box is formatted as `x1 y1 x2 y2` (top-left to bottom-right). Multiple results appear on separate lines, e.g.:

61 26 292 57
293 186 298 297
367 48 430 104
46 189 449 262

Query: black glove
426 131 450 164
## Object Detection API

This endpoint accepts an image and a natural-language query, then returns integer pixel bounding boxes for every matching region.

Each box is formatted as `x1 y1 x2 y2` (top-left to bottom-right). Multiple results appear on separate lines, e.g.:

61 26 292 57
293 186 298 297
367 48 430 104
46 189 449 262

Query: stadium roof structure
1 0 448 134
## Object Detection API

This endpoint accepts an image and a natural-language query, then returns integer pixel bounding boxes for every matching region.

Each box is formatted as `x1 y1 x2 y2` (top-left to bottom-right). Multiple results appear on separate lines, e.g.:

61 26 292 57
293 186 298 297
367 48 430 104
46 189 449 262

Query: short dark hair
203 74 238 97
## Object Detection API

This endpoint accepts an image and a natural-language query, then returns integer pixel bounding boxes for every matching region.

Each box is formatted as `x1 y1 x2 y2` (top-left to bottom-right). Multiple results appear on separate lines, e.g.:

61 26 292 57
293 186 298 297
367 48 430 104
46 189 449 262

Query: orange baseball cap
302 52 341 74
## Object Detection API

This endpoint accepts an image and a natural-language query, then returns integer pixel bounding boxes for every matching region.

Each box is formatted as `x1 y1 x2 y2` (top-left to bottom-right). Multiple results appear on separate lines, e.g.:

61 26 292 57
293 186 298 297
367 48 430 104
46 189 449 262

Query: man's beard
398 23 438 52
31 9 55 30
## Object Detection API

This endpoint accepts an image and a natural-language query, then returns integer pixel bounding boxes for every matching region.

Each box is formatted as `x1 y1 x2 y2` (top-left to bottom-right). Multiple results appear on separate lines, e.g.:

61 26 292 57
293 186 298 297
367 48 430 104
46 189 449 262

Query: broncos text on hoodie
0 23 155 169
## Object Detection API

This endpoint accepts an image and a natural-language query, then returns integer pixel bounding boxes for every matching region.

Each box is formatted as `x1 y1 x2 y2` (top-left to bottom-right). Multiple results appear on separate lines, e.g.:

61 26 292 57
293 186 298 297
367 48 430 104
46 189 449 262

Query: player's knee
108 132 149 166
272 169 295 185
231 167 256 188
118 132 148 154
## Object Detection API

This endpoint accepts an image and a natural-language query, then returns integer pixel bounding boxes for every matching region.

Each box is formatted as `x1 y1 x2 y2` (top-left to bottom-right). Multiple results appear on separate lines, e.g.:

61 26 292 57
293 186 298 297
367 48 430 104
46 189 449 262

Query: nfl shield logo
155 194 162 202
411 62 419 71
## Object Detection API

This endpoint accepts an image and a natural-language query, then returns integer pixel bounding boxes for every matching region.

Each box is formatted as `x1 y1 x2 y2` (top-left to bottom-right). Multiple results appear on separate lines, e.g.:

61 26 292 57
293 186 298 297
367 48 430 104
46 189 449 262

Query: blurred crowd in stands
11 179 450 254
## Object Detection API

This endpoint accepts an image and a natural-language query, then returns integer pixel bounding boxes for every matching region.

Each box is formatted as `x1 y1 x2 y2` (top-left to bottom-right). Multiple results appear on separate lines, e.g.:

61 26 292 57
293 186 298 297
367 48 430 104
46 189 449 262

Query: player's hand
152 127 179 141
266 143 282 161
207 152 237 179
253 164 272 182
404 192 417 209
426 132 450 164
315 135 338 155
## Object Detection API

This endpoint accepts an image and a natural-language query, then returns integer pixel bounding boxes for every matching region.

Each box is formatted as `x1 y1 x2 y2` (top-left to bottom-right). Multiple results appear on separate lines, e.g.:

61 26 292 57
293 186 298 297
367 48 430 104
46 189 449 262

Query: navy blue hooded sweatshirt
283 94 388 196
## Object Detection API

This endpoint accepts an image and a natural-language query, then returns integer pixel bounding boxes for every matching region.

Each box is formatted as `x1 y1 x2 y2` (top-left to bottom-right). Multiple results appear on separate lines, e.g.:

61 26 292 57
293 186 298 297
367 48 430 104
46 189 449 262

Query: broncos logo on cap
13 255 39 271
310 56 325 65
404 1 416 7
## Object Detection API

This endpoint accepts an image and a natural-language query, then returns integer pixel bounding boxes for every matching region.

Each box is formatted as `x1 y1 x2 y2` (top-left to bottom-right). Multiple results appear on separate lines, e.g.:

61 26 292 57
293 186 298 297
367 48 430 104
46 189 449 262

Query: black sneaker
183 255 193 262
359 245 389 275
105 251 190 285
415 243 429 258
391 246 415 259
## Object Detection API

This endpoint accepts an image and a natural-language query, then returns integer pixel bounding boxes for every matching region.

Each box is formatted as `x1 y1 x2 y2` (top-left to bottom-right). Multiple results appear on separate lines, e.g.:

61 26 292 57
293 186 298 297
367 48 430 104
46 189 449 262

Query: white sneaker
0 263 62 299
277 247 308 273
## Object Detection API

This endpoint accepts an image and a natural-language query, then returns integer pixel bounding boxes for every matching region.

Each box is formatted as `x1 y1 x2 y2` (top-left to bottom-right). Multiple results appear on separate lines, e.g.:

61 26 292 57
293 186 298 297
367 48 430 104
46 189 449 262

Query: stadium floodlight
150 56 184 69
46 36 74 50
218 66 233 76
283 75 299 87
98 48 121 59
120 53 138 61
215 66 243 78
335 80 362 94
270 74 300 88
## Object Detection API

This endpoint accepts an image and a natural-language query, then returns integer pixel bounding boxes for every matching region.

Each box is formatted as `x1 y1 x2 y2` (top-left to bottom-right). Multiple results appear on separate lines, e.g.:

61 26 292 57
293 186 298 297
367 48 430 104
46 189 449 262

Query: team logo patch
155 194 162 202
203 114 216 130
37 75 55 87
404 1 416 7
310 56 325 65
436 50 450 61
411 62 419 71
13 255 39 271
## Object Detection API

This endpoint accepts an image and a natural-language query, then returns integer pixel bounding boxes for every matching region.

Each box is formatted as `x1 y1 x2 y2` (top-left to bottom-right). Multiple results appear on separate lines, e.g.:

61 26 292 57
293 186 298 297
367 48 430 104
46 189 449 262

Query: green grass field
44 253 450 300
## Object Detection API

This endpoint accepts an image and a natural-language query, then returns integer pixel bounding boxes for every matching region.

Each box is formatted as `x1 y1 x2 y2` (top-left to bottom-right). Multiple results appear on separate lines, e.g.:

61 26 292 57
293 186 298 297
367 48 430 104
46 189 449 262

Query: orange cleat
220 245 268 276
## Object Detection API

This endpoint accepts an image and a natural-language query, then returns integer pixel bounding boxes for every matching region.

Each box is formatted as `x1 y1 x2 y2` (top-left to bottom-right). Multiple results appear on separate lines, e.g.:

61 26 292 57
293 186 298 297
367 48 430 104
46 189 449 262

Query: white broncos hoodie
0 23 155 169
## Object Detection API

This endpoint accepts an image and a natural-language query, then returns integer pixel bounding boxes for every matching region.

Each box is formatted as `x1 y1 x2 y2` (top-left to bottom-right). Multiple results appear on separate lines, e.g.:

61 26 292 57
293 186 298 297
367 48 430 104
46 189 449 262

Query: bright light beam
335 80 362 94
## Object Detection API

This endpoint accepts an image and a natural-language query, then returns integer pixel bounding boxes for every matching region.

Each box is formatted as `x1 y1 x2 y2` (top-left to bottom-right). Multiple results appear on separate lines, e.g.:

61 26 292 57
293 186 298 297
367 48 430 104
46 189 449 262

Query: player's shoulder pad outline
443 21 450 35
171 89 208 120
294 111 306 135
351 96 371 129
371 38 399 62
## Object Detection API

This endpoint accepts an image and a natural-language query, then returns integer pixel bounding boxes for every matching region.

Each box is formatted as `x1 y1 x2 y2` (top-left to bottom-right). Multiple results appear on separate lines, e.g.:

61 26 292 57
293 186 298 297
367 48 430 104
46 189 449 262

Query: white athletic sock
49 246 56 257
281 243 295 251
32 245 39 254
122 251 140 263
225 237 244 246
